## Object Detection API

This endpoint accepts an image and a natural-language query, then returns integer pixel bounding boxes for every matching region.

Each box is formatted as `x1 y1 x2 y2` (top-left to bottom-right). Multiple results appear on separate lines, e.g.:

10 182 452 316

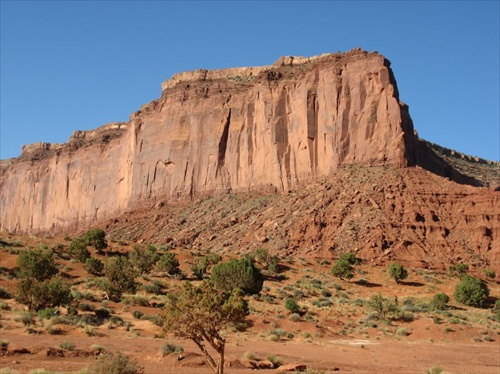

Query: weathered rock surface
0 48 497 234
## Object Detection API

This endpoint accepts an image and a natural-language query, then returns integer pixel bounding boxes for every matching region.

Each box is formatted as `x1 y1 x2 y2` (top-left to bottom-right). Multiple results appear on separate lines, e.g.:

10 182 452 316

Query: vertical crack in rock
275 88 291 189
216 108 231 177
340 81 352 163
247 102 255 166
307 88 319 175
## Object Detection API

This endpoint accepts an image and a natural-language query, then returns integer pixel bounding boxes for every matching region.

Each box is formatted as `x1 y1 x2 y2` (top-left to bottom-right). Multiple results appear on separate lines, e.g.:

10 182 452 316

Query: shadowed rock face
0 49 489 233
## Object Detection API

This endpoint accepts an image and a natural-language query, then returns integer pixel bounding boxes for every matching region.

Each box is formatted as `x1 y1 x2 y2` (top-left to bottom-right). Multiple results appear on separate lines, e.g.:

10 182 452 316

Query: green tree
339 252 361 265
17 249 58 281
84 228 107 251
454 275 489 307
429 293 450 311
366 293 400 321
162 281 248 374
387 262 408 284
101 256 137 301
129 245 159 274
157 252 180 276
211 257 264 295
331 259 354 281
16 276 72 311
68 238 90 263
191 256 209 280
84 257 104 276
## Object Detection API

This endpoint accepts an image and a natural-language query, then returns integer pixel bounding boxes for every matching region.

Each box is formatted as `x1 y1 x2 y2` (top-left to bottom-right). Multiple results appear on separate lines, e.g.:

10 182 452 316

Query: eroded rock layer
0 49 492 234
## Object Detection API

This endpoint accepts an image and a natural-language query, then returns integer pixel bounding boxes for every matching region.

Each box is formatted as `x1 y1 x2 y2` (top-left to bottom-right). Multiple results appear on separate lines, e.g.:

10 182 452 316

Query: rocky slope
0 48 498 237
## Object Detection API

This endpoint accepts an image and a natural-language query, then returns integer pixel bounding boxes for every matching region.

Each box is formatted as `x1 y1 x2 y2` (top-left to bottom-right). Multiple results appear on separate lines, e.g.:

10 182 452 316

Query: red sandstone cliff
0 49 496 233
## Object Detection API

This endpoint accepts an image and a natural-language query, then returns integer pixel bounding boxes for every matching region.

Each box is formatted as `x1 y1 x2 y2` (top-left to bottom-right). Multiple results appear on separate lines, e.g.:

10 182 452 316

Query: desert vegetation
0 230 498 374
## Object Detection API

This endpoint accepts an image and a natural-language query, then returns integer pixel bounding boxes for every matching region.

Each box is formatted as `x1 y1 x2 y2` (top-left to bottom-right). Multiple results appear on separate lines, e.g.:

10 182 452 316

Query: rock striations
0 48 497 234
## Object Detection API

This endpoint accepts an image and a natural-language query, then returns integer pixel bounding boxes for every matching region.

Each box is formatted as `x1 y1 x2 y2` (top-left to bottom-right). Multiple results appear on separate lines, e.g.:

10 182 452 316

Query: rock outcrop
0 48 496 233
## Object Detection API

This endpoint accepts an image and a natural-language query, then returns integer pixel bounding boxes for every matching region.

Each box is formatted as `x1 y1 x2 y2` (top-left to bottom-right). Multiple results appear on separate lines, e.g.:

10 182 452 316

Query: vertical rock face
0 49 417 233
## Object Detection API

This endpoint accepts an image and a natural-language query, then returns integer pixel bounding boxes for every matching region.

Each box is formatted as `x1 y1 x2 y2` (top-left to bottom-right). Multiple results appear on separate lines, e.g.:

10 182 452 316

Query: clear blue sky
1 1 499 161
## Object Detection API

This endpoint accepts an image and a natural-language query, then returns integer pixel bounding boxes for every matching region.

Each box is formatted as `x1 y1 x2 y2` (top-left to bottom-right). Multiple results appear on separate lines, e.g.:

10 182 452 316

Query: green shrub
160 342 183 356
366 293 399 320
449 263 468 277
483 268 496 279
38 307 58 320
60 341 75 350
88 351 143 374
191 256 209 280
454 275 489 307
16 249 58 281
339 252 361 265
84 228 108 251
331 259 354 280
211 257 264 295
387 262 408 284
132 310 144 319
284 298 300 314
16 276 72 311
101 256 137 301
84 257 104 276
129 246 159 275
157 252 180 276
429 293 450 311
68 238 90 263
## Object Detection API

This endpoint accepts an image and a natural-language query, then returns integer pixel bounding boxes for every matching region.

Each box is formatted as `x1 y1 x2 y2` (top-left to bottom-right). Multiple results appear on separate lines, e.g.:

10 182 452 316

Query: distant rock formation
0 48 497 233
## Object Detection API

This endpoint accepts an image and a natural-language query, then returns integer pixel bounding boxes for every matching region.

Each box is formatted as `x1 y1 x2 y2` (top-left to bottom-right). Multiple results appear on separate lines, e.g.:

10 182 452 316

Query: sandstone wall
0 49 417 233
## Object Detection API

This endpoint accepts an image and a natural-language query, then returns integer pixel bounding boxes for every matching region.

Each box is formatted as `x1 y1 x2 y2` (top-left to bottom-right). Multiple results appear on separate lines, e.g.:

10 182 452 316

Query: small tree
339 252 361 265
84 228 107 251
429 293 450 311
101 256 137 301
16 276 72 311
331 259 354 281
211 257 264 295
15 249 72 311
84 257 104 276
129 245 159 274
191 256 209 280
68 238 91 263
157 252 180 276
366 293 399 321
162 281 248 374
454 275 489 307
17 249 58 281
387 262 408 284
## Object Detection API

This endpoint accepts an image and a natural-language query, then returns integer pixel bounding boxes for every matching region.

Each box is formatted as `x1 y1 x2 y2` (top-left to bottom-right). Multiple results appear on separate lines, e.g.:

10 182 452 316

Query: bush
157 252 180 276
483 268 496 279
211 257 264 295
387 262 408 284
17 249 58 281
339 252 361 265
16 276 72 311
0 287 12 299
284 298 300 313
85 257 104 276
84 228 108 251
129 246 159 275
429 293 450 311
160 343 183 356
132 310 144 319
60 341 76 350
449 263 468 277
88 351 144 374
191 256 209 280
68 238 90 263
366 293 399 320
101 256 137 301
454 275 489 307
331 259 354 280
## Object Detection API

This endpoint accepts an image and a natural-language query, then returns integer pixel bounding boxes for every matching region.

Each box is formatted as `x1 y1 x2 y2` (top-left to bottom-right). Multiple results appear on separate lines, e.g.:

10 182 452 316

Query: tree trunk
192 339 218 373
217 340 225 374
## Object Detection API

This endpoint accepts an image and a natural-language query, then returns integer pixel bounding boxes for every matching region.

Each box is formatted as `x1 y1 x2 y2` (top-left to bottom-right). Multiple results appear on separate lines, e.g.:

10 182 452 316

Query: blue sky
1 1 499 161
